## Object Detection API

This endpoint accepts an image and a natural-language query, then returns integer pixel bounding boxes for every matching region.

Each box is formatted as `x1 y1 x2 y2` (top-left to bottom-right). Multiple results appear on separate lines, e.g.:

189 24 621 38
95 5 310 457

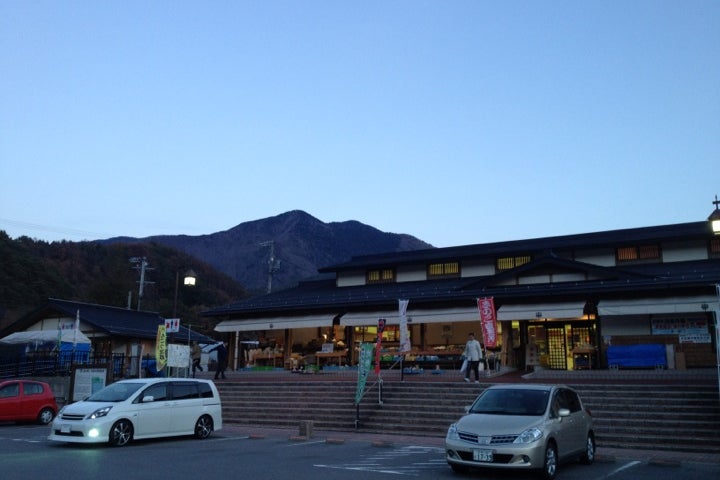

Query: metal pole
715 308 720 403
713 284 720 403
173 270 180 317
187 323 192 378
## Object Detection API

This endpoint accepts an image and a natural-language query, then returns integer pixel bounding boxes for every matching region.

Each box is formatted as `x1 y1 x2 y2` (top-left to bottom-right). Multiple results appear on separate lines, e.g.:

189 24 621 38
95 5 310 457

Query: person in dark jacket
191 342 203 377
210 341 228 379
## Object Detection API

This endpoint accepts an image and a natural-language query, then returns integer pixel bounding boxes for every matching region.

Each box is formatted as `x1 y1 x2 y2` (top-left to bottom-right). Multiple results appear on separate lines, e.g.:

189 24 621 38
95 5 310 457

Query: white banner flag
398 299 411 353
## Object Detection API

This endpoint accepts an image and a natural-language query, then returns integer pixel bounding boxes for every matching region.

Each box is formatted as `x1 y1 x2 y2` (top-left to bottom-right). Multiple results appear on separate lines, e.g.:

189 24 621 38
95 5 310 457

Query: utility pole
259 240 281 294
130 256 155 310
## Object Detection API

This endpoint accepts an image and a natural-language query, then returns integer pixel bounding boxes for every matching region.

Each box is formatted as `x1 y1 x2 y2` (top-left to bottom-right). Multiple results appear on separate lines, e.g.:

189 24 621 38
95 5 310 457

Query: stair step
215 380 720 454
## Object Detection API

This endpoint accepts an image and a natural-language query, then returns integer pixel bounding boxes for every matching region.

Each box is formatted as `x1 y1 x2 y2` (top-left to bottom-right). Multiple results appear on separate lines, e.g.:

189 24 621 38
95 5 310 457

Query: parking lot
1 423 718 480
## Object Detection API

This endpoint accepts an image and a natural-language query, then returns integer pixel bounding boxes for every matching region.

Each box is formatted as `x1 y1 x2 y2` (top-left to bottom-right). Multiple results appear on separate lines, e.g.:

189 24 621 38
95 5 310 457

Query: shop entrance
525 320 598 370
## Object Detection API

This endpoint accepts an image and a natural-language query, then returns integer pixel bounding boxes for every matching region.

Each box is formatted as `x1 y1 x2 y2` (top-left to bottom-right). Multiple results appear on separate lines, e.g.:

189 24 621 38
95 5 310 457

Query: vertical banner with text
399 299 411 353
478 297 498 348
354 343 374 404
155 325 167 372
375 318 386 374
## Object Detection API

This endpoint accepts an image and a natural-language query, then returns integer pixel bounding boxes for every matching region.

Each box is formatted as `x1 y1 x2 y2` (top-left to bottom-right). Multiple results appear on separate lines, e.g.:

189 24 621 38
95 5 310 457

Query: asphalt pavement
219 423 720 467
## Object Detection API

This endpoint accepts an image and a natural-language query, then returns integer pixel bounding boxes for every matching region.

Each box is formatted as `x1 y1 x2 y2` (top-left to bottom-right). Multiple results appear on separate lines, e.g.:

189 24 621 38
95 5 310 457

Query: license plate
60 424 71 433
473 449 493 462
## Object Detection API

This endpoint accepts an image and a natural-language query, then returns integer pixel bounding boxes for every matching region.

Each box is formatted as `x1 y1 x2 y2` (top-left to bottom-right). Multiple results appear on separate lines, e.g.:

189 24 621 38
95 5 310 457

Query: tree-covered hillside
0 231 247 337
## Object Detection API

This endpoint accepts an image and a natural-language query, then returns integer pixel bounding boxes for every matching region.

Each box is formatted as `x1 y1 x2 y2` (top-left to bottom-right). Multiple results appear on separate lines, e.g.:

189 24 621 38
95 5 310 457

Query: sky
1 1 718 248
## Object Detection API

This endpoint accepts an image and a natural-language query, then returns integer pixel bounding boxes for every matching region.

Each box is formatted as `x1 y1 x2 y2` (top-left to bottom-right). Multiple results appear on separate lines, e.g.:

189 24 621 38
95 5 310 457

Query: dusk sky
1 1 718 248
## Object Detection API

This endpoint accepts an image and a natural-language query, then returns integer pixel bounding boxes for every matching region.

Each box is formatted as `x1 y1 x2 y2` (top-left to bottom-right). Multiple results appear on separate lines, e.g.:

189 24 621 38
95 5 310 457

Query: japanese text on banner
478 297 498 348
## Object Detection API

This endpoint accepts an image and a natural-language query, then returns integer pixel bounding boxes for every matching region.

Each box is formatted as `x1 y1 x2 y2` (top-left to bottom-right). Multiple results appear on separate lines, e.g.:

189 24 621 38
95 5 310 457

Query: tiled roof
11 299 214 343
203 257 720 318
319 221 710 271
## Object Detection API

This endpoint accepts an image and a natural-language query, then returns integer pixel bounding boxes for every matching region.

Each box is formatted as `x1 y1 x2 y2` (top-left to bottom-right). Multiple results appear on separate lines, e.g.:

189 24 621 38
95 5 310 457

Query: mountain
102 210 434 294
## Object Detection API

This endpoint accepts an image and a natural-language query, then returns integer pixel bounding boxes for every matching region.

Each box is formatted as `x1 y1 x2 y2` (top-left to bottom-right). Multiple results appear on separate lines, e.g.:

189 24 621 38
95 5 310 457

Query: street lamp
173 269 197 317
709 195 720 235
170 268 196 378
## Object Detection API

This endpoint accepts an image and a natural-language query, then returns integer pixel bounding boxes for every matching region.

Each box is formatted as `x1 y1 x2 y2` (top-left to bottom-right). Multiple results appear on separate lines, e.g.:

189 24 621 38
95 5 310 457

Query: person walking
191 342 203 377
463 333 483 383
211 341 228 380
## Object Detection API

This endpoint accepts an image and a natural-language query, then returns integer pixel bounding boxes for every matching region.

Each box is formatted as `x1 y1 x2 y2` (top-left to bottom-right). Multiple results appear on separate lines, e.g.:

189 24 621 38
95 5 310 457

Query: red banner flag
478 297 498 348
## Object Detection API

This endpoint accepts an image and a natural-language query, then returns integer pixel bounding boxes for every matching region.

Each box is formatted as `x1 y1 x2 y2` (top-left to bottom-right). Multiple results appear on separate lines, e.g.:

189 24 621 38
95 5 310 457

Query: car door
133 382 174 438
0 382 21 420
561 388 588 454
21 381 45 420
551 388 586 458
549 388 576 457
168 381 202 434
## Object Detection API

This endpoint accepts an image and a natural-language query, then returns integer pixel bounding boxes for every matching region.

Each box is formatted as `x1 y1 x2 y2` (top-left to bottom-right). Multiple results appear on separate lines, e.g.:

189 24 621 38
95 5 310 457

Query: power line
0 217 108 239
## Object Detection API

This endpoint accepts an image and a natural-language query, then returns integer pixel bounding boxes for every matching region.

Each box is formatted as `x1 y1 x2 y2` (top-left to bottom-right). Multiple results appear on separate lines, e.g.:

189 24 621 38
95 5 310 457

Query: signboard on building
651 315 710 343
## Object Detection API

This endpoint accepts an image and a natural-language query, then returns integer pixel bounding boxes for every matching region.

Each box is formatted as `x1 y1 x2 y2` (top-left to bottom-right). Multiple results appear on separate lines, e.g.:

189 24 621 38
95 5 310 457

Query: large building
204 212 720 373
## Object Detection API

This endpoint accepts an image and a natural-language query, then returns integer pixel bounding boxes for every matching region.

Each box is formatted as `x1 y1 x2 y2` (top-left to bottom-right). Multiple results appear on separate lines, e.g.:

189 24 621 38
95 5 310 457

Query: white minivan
48 378 222 447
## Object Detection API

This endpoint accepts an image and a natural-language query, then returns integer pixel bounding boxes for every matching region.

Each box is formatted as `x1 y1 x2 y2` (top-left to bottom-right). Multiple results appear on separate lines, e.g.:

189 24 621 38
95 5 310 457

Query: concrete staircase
215 377 720 454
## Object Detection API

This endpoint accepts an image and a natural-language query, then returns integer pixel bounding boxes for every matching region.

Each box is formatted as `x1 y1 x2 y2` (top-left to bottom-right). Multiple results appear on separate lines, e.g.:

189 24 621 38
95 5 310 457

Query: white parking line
604 460 642 478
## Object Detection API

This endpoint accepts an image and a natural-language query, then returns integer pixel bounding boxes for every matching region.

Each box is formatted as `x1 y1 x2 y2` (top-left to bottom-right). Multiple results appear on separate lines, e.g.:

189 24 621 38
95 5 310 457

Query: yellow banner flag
156 325 167 372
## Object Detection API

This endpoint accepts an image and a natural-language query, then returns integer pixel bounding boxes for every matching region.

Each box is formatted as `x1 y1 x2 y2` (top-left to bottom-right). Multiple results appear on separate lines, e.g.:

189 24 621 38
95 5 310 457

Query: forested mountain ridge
1 211 433 334
0 233 246 335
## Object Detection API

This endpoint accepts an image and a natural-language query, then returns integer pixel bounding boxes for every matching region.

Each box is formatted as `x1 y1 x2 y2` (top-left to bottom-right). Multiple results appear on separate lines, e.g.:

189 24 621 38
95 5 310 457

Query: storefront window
354 325 399 343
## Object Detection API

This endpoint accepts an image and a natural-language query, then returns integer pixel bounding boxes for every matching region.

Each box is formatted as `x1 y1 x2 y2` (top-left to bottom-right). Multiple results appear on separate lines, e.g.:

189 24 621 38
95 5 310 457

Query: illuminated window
354 325 399 342
427 261 460 278
367 268 395 284
616 244 661 263
495 255 531 272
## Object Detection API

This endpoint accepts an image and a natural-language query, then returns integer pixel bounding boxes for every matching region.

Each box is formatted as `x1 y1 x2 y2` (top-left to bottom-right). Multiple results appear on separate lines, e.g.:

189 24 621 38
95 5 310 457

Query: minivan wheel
194 415 213 439
109 420 133 447
580 434 596 465
37 407 55 425
541 442 558 480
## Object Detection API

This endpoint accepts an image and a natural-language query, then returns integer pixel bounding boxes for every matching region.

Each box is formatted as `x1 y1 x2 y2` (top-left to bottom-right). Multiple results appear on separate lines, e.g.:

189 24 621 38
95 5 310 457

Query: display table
253 353 284 368
315 350 348 367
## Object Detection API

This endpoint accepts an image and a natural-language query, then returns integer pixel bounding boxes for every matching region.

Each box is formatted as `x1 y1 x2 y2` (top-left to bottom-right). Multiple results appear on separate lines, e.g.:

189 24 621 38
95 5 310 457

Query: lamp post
173 269 197 317
170 269 196 377
707 197 720 400
709 195 720 235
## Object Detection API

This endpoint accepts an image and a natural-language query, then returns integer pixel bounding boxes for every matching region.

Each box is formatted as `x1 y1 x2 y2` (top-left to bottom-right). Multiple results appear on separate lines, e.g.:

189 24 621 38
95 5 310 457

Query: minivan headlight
514 428 543 444
89 406 112 419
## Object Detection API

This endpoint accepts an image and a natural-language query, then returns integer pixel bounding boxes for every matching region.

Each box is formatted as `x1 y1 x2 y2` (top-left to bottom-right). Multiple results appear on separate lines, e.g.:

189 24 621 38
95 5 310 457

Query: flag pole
73 309 80 366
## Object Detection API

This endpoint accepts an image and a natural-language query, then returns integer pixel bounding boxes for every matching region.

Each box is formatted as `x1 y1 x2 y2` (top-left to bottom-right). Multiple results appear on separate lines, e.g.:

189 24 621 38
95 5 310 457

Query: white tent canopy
0 329 91 345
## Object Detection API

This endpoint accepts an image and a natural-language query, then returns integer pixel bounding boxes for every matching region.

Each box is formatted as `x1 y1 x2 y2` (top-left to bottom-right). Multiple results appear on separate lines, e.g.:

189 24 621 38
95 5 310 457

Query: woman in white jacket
463 333 483 383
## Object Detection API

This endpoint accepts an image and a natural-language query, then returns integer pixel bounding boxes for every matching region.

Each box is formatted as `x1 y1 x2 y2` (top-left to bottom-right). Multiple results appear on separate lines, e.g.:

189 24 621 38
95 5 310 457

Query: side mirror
558 408 570 418
142 395 155 403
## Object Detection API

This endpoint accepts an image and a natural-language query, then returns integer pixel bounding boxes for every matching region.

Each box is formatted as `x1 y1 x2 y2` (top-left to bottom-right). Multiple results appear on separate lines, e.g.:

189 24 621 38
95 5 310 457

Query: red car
0 380 58 425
